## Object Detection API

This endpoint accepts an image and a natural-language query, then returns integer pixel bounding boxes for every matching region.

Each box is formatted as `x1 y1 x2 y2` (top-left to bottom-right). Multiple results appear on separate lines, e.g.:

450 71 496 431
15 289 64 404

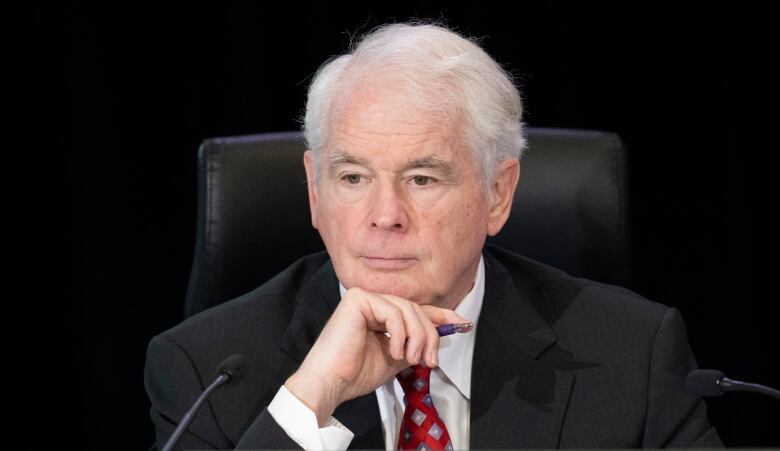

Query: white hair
303 22 526 186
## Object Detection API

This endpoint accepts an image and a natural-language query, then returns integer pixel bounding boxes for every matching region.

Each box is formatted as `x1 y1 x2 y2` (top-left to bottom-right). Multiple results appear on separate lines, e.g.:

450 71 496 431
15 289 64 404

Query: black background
20 3 773 450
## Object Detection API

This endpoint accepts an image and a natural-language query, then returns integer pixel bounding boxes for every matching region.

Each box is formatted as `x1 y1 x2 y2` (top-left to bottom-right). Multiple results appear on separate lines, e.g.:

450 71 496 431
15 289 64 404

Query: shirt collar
436 256 484 400
337 256 485 400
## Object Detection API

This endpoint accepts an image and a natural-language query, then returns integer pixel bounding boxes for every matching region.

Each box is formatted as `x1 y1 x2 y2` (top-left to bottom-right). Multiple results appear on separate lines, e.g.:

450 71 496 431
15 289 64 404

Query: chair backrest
184 128 630 317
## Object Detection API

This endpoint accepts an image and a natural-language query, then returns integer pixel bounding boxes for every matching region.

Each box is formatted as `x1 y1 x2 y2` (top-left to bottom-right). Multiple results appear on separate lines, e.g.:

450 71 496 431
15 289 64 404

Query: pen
383 322 473 338
435 322 473 336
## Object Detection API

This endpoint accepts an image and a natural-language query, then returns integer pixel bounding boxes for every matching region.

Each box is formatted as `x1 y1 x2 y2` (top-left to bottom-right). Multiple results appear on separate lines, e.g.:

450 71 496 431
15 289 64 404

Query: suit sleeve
144 334 301 450
641 308 723 447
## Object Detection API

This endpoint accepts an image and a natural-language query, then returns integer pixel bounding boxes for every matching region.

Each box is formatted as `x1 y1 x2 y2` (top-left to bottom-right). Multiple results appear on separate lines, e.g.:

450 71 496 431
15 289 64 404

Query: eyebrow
403 155 453 175
326 151 454 176
328 152 366 167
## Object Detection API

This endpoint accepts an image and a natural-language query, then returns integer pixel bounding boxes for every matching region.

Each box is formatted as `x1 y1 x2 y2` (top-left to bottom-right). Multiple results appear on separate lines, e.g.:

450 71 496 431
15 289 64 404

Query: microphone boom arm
719 377 780 400
160 373 231 451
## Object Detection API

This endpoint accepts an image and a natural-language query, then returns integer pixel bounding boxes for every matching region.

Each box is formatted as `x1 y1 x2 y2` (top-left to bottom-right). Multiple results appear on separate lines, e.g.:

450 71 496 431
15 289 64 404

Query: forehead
327 80 464 162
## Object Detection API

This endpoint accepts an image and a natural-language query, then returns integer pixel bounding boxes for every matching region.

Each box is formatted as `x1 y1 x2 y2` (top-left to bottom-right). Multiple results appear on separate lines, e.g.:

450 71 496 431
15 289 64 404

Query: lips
359 256 417 270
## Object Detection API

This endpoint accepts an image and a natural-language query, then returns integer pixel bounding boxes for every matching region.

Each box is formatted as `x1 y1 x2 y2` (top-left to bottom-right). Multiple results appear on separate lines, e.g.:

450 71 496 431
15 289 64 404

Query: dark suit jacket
145 246 721 449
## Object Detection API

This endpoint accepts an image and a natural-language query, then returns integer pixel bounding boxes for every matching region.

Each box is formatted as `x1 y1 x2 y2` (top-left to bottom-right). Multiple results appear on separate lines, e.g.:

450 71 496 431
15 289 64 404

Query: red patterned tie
396 365 453 451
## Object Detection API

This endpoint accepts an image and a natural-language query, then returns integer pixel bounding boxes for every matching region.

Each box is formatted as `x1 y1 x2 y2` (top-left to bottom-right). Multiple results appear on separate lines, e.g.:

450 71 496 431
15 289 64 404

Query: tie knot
396 364 432 394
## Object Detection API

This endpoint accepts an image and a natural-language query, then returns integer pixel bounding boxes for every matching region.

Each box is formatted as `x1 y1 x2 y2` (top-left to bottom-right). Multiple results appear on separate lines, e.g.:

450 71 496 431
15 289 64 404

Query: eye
343 174 362 184
412 175 434 186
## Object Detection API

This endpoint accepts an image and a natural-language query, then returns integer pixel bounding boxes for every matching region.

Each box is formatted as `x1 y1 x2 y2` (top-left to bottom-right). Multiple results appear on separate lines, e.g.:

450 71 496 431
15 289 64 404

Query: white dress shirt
268 257 485 450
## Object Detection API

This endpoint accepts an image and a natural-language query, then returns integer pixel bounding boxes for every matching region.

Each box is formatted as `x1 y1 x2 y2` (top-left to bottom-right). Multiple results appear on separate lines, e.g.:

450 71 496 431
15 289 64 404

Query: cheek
315 197 340 240
452 191 487 232
318 198 361 247
425 193 487 260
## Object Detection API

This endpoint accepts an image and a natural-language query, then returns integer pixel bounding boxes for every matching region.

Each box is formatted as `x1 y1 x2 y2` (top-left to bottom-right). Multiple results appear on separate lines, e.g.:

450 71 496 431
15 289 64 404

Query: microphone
160 354 248 451
686 369 780 400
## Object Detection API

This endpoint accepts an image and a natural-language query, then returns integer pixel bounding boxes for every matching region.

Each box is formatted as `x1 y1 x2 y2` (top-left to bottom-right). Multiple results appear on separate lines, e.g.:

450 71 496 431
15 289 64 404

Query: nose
369 180 408 231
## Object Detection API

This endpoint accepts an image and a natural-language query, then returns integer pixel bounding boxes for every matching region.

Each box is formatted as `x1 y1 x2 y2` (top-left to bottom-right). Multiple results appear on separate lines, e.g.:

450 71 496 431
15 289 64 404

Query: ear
303 150 319 229
486 159 520 236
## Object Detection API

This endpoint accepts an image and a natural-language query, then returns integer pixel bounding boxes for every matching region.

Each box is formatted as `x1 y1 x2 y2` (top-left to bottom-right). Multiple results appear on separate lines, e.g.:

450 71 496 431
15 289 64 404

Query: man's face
304 82 518 309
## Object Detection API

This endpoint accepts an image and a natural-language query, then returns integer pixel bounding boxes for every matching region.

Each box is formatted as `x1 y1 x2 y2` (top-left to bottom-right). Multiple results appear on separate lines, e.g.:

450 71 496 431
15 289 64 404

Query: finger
361 294 407 360
411 302 441 368
380 295 427 365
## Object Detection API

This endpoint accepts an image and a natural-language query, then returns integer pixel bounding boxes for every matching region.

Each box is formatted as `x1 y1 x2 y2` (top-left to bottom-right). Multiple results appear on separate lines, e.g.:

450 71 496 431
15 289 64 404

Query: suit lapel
276 260 384 449
470 252 574 449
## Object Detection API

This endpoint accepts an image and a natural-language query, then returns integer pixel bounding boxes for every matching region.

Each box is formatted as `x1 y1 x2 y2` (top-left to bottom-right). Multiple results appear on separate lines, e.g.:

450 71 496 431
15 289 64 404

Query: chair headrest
185 128 630 317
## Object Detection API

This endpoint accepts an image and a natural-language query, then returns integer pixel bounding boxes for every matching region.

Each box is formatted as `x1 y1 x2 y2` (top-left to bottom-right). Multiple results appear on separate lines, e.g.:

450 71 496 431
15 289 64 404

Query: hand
283 287 468 426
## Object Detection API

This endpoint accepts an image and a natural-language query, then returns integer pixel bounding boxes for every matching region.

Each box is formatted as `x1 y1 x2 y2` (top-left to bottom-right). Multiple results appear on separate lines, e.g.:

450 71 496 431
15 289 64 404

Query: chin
350 273 427 302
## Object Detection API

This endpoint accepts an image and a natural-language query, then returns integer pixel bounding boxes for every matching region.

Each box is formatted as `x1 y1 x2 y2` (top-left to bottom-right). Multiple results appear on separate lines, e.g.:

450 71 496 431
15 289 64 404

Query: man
145 23 721 449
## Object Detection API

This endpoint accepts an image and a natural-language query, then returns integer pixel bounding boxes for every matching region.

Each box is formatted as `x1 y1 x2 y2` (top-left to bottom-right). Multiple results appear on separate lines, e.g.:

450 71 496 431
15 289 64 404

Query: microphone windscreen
216 354 247 387
685 369 725 397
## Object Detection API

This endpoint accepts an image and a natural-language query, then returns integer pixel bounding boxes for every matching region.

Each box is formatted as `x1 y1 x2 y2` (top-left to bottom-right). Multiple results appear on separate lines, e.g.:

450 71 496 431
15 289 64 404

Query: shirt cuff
267 385 354 450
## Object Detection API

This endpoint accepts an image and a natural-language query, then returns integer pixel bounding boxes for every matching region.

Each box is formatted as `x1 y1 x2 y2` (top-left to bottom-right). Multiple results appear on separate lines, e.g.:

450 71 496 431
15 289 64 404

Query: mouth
359 256 418 270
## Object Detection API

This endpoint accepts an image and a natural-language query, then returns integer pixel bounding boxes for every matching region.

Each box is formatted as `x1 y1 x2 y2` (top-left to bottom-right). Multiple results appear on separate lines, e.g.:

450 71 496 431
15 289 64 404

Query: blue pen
383 322 473 338
435 322 473 336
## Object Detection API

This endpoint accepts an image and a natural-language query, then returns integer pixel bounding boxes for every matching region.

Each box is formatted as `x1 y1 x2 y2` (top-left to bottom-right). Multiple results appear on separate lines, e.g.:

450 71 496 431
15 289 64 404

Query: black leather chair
184 128 630 317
